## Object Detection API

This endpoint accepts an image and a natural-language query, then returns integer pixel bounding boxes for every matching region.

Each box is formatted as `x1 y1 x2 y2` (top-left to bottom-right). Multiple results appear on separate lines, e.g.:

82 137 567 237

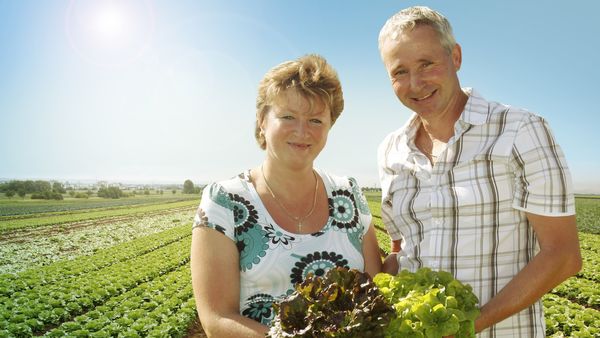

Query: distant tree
18 190 26 198
68 191 76 197
98 186 124 199
183 180 195 194
144 189 150 195
172 189 176 194
5 190 15 198
52 182 66 194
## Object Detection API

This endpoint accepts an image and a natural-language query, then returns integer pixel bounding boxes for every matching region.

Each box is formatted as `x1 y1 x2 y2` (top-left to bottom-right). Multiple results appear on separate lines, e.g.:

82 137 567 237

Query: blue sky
1 0 598 193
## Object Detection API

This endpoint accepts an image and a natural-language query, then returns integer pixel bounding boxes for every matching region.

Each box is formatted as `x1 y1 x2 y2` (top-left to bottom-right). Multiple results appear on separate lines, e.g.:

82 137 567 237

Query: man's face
380 25 462 120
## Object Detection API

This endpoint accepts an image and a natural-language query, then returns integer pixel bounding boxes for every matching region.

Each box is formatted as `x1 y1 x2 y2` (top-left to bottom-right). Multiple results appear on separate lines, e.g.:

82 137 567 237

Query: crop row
0 200 197 233
551 276 600 309
0 210 193 275
0 237 191 335
543 293 600 337
0 196 197 218
578 248 600 283
575 198 600 234
43 265 195 337
579 232 600 253
0 223 192 297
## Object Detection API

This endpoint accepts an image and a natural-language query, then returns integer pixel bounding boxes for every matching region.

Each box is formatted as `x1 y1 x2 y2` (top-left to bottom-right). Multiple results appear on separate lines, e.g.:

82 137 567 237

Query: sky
1 0 599 193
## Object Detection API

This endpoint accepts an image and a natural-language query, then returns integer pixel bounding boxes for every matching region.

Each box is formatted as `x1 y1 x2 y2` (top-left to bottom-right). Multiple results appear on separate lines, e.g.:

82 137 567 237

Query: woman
190 54 382 337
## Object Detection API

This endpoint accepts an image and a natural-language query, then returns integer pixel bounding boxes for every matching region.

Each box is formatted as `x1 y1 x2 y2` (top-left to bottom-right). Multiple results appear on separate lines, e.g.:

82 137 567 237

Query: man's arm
474 214 582 332
382 239 401 274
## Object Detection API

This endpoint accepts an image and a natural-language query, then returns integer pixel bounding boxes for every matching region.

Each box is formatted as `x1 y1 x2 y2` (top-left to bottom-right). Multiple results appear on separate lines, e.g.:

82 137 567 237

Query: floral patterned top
192 169 372 325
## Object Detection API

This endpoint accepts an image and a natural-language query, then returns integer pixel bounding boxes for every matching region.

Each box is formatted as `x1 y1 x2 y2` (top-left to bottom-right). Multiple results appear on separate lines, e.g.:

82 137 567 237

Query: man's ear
452 43 462 71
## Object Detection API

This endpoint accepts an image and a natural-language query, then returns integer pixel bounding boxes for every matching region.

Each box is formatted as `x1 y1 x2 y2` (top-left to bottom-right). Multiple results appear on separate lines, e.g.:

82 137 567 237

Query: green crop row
0 200 198 233
543 293 600 337
579 232 600 253
43 266 195 337
0 224 192 297
576 198 600 234
552 276 600 308
0 238 191 335
0 195 197 218
578 248 600 283
0 210 193 275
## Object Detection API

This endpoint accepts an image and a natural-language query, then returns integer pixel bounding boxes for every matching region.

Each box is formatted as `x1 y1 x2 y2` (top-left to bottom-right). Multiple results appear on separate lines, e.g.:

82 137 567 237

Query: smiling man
377 6 582 338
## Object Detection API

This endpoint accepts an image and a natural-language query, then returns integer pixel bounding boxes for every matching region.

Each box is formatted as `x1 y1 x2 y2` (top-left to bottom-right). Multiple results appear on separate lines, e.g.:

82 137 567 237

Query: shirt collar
458 88 489 126
401 88 489 137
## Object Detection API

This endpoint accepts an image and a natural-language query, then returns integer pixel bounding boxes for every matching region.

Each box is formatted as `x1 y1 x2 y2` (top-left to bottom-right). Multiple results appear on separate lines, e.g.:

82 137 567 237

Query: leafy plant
268 267 395 337
374 268 480 338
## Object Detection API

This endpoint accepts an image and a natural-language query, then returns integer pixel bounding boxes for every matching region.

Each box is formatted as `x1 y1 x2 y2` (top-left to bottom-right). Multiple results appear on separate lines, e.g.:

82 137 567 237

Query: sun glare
92 5 127 41
65 0 154 67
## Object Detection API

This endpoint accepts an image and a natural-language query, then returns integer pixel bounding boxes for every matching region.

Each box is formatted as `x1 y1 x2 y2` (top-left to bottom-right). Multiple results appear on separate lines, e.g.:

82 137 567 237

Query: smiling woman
64 0 155 67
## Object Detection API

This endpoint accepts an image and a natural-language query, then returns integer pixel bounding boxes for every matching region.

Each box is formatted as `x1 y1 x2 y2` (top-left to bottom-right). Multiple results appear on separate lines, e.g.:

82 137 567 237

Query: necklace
261 165 318 232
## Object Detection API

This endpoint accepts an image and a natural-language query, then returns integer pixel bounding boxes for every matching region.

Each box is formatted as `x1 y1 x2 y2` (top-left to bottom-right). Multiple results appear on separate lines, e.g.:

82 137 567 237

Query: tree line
1 179 203 200
0 180 65 200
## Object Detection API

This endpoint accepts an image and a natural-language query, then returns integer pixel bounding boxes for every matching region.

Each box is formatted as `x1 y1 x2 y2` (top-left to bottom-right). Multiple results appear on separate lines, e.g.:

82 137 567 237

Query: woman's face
261 88 332 170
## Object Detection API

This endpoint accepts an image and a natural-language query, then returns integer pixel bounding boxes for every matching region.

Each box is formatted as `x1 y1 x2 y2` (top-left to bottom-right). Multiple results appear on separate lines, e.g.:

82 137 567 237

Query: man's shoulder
467 89 541 126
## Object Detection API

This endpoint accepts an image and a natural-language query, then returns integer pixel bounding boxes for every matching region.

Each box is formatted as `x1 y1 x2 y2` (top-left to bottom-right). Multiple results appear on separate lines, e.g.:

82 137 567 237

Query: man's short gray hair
378 6 456 54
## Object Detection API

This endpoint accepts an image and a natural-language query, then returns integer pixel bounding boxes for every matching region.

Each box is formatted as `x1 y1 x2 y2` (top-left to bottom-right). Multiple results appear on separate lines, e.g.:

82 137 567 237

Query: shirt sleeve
348 177 373 236
192 182 237 240
510 113 575 216
377 134 404 241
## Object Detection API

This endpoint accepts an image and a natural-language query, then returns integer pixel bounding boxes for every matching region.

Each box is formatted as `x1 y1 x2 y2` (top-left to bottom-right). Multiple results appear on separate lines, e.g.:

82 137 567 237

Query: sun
65 0 155 67
92 4 127 42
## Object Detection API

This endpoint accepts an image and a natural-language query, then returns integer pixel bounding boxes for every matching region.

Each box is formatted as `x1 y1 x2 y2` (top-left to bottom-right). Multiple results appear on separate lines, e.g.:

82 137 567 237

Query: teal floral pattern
242 293 275 325
329 189 360 231
350 177 371 215
264 223 295 249
237 223 269 271
290 251 349 284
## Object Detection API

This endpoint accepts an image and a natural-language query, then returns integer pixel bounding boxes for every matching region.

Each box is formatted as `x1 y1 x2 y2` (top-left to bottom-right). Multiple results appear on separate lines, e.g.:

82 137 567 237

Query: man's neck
420 89 468 142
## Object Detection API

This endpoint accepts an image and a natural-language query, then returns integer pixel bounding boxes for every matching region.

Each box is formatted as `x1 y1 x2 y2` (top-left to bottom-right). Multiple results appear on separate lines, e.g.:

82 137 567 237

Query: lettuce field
1 192 599 337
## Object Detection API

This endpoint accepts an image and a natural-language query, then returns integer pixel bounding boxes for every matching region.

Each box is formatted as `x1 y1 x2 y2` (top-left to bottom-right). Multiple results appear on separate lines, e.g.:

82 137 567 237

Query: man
377 6 581 337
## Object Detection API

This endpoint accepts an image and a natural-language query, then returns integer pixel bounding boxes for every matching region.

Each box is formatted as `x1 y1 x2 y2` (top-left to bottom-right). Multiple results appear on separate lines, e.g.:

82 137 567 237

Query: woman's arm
191 227 269 337
362 224 383 277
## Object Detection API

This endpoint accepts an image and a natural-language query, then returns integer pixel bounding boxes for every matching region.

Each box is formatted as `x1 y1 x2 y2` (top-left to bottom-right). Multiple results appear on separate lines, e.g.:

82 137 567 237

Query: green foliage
97 186 124 199
374 268 479 338
0 199 198 232
52 182 66 194
31 191 63 200
268 268 395 337
182 180 195 194
576 197 600 234
0 180 51 194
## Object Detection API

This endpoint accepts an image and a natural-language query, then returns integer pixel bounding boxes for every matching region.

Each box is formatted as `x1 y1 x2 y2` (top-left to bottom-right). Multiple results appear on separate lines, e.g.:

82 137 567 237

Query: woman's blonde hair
255 54 344 150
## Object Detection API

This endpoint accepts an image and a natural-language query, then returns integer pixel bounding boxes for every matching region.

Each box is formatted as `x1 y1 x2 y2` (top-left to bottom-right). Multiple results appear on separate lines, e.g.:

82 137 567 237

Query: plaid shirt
378 88 574 338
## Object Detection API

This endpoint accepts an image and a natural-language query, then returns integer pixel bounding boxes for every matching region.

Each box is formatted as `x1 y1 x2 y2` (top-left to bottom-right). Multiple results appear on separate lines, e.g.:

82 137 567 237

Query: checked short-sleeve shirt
378 88 575 338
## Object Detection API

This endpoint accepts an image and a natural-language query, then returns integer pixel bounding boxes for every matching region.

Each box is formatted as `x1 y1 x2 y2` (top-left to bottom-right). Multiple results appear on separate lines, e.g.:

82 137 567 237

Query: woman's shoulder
317 169 361 191
202 171 253 199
